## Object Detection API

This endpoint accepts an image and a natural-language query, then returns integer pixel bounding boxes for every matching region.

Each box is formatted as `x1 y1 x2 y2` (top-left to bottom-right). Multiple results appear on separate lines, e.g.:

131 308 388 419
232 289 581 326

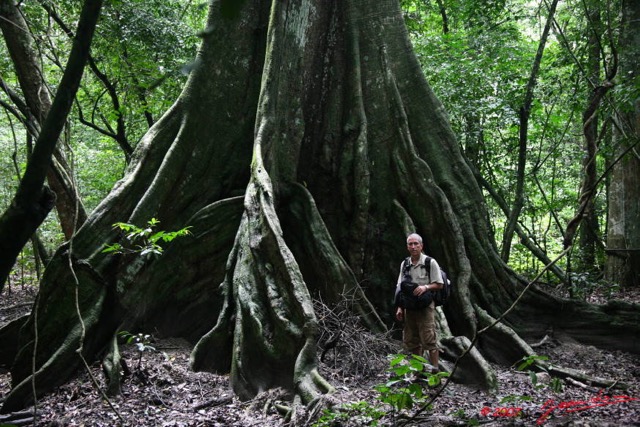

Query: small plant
549 376 564 393
568 272 606 301
102 217 191 257
451 408 466 418
118 331 156 370
311 354 449 426
516 354 548 390
451 408 481 426
516 354 549 371
603 282 621 299
313 401 385 427
500 394 533 405
374 354 449 412
515 354 563 392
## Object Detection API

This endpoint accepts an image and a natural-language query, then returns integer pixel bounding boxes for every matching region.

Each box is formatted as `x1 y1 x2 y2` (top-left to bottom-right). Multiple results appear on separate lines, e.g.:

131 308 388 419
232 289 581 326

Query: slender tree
0 0 102 291
0 0 88 240
576 3 603 270
501 0 559 262
1 0 638 417
563 1 617 271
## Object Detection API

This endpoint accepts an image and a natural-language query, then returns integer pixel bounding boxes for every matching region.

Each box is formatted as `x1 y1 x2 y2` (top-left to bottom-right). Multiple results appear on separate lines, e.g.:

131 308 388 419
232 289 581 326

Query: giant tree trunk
2 0 639 415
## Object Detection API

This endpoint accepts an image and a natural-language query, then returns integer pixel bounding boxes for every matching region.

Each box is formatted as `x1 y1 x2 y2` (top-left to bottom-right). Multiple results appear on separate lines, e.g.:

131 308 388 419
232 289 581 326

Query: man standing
395 233 444 373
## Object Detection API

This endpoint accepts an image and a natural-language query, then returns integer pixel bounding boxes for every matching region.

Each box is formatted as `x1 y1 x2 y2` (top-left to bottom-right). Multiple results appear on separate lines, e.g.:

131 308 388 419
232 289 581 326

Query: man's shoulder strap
406 255 433 272
422 256 434 275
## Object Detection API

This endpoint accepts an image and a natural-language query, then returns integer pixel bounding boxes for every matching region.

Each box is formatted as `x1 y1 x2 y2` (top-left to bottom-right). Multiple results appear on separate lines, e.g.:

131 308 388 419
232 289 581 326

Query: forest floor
1 284 639 426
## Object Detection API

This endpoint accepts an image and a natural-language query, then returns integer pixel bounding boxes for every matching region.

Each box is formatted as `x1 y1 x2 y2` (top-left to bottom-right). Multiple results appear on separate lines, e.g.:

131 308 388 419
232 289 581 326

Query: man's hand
395 307 404 321
413 284 428 296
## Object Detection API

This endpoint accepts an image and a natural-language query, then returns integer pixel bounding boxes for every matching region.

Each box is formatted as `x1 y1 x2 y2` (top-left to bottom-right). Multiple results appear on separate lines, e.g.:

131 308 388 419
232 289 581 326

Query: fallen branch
565 377 601 392
0 409 36 426
192 395 233 410
540 362 628 390
530 334 556 348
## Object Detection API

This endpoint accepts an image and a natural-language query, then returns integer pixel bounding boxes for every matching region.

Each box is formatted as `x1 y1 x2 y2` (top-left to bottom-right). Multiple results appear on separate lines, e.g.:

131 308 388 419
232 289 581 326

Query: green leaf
390 354 406 367
384 378 404 388
428 375 441 387
408 382 423 397
374 384 391 394
113 222 135 232
101 243 123 253
391 364 412 377
396 392 413 410
149 231 166 244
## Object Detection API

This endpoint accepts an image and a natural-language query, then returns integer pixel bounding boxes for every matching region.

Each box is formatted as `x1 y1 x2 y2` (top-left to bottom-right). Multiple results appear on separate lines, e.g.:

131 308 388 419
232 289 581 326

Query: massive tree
1 0 639 417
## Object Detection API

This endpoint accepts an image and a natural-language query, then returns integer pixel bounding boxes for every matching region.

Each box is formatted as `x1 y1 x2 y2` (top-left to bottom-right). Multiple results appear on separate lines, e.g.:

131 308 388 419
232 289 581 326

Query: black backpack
395 256 452 309
424 256 452 307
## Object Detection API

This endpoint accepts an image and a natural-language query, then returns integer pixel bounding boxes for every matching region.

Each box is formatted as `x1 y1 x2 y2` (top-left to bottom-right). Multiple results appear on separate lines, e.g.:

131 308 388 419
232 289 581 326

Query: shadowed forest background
1 0 639 425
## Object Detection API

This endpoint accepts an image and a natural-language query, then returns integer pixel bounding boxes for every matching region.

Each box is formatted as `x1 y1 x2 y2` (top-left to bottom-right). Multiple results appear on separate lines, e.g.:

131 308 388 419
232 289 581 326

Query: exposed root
439 335 498 389
530 334 559 348
102 333 122 396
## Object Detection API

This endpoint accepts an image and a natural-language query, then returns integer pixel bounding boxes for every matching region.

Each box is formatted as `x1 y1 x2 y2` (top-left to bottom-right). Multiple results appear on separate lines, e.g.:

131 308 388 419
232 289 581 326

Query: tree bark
606 0 640 288
1 0 638 415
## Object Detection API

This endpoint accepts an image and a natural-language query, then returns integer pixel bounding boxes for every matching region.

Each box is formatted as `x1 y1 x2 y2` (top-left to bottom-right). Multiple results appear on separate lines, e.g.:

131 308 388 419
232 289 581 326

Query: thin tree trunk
435 0 449 34
0 0 102 291
501 0 559 262
577 6 603 270
564 76 616 248
0 0 88 240
469 161 566 281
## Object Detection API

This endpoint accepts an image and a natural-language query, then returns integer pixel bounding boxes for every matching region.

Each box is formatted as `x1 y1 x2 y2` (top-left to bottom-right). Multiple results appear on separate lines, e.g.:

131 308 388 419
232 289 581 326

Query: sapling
102 217 191 257
118 331 156 370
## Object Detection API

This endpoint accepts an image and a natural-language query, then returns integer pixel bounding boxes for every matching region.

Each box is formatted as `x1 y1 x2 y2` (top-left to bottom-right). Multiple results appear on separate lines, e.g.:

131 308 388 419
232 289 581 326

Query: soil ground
1 284 639 426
